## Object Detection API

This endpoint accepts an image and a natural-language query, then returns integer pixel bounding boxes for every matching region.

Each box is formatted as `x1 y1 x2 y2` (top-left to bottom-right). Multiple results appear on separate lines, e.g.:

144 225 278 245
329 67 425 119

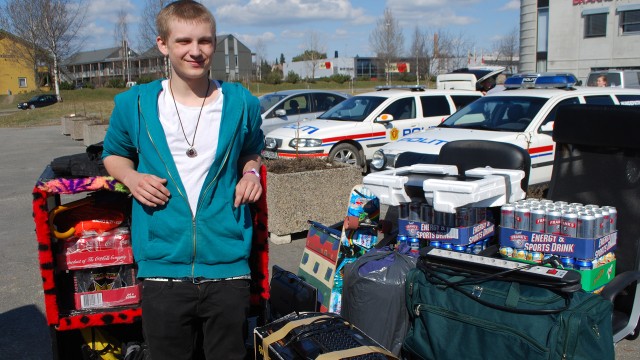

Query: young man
102 1 264 359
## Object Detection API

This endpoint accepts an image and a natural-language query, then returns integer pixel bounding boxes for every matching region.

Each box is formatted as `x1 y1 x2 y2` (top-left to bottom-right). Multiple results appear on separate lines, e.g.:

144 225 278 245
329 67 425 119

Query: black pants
141 279 250 360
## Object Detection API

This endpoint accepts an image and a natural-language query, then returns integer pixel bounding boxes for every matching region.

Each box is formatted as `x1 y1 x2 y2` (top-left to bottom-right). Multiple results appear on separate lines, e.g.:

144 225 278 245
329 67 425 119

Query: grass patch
0 79 430 128
0 88 125 128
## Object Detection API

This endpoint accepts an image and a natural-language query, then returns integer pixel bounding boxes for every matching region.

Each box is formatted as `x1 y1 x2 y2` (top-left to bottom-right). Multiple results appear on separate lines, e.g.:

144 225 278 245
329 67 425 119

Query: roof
63 47 127 65
485 86 640 98
360 88 482 97
261 89 349 96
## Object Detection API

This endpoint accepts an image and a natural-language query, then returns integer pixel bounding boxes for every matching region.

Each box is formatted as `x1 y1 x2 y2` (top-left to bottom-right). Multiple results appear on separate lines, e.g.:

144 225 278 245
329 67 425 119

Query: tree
493 26 519 73
0 0 46 88
114 9 131 82
280 53 286 65
369 7 404 85
409 26 428 86
139 0 169 52
253 39 267 81
39 0 86 101
301 31 326 80
425 30 473 78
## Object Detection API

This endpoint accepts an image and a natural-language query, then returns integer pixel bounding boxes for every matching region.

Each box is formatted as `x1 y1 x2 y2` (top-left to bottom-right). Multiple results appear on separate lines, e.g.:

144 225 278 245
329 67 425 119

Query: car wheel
29 104 35 109
329 143 362 169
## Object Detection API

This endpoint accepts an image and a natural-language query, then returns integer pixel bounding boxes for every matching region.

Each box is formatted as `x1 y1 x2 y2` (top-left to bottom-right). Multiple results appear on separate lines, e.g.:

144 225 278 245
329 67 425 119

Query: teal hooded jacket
102 80 264 279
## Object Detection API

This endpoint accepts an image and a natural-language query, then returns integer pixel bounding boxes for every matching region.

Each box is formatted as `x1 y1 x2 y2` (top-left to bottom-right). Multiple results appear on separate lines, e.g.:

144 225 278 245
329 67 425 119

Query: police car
370 74 640 185
262 86 482 170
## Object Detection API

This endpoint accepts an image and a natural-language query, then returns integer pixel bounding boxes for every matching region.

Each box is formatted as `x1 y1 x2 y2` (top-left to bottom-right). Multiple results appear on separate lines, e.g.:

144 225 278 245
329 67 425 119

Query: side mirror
275 109 287 117
375 114 394 124
540 122 554 133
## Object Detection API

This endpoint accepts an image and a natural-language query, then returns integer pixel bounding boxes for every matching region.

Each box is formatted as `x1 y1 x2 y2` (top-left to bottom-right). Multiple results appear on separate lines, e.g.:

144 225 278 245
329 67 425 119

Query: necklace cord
169 79 211 149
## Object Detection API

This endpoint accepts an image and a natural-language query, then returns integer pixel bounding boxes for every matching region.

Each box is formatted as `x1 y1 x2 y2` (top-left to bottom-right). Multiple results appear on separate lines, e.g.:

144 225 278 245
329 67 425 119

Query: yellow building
0 30 50 95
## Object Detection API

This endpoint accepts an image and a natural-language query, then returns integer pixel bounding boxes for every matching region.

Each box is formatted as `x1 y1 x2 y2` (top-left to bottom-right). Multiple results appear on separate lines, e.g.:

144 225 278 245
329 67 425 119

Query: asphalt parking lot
0 125 637 359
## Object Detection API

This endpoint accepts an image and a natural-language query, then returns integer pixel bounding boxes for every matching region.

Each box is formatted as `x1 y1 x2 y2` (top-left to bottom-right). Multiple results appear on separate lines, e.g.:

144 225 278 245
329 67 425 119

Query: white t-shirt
158 79 223 215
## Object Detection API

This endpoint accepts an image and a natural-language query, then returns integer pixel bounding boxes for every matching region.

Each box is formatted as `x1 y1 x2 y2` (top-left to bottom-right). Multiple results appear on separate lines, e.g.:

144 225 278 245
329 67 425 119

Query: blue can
409 237 420 254
441 242 453 250
453 244 466 252
575 258 594 270
429 240 441 248
397 235 408 247
561 256 575 269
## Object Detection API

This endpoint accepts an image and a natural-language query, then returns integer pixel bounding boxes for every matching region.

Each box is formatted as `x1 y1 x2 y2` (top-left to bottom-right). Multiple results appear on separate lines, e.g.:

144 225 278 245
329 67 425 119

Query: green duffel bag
402 258 614 360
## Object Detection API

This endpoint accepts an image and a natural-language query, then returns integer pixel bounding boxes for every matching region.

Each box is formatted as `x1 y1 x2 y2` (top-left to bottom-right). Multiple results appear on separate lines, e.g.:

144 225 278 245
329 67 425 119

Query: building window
620 10 640 34
584 13 607 38
18 78 27 88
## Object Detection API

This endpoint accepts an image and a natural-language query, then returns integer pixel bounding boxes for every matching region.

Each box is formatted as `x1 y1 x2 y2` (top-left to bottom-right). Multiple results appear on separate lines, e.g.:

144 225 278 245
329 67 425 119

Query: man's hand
124 172 171 207
234 172 262 207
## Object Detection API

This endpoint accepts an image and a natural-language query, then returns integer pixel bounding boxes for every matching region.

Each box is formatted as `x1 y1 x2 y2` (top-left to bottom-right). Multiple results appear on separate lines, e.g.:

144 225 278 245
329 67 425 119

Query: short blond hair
156 1 216 41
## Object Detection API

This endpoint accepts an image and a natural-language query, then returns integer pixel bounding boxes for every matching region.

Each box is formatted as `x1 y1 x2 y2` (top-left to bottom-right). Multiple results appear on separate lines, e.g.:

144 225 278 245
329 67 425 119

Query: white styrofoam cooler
363 164 525 213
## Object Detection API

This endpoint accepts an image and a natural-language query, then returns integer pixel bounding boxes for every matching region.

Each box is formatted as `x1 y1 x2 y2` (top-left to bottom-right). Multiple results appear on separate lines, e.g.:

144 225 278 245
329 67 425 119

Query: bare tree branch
39 0 87 100
139 0 169 52
369 7 404 85
1 0 47 88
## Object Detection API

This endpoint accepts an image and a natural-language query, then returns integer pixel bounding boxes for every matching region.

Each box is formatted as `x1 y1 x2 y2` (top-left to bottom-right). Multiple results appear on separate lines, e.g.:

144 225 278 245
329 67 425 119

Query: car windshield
439 96 548 132
317 96 386 121
258 94 287 113
29 96 42 101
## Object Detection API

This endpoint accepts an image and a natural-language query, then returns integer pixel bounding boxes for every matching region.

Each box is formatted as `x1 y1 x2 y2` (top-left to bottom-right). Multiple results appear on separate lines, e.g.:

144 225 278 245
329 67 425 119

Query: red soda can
602 206 617 232
456 207 475 227
592 210 604 237
562 211 578 237
530 208 546 233
514 205 531 231
500 204 516 229
577 211 596 239
545 209 562 234
599 208 611 235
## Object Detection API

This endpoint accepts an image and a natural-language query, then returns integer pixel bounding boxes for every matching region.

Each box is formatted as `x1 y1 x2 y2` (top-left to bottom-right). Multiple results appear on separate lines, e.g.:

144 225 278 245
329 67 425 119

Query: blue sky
80 0 520 62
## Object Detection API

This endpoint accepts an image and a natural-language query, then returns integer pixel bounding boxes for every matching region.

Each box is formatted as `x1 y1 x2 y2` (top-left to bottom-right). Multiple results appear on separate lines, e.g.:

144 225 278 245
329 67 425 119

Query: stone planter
83 123 109 146
71 117 100 140
61 114 86 135
267 165 362 244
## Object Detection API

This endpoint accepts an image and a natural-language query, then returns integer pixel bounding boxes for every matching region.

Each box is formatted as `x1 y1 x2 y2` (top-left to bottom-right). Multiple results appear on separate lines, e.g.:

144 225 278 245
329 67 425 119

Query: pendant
186 147 198 158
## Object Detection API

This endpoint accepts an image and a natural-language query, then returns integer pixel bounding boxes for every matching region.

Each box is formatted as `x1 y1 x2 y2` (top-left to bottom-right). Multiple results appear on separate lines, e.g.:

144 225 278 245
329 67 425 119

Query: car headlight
289 138 322 148
370 150 387 171
264 137 277 150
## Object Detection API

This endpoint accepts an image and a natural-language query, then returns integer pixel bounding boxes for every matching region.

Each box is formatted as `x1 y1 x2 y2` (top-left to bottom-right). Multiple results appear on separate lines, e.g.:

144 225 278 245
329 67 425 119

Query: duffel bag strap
422 264 571 315
316 345 398 360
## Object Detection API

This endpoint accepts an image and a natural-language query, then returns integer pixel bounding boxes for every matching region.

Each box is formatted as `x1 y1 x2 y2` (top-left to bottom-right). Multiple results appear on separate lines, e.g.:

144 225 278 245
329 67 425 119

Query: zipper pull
414 304 422 316
408 282 414 296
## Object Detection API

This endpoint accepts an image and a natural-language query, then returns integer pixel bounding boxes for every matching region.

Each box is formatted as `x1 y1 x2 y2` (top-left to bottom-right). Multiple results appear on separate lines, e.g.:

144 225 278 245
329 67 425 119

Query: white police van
370 74 640 185
263 86 482 170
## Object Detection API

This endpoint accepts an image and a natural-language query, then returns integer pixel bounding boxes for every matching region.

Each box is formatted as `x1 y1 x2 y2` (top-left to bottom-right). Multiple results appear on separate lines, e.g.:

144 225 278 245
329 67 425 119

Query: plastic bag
341 246 417 356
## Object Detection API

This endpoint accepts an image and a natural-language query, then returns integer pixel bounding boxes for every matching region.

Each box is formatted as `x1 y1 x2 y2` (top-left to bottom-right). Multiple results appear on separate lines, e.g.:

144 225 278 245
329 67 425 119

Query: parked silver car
259 89 350 134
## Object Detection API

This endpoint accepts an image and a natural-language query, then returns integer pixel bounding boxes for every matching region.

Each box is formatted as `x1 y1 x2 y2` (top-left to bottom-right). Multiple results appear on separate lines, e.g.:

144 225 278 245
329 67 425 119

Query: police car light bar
504 74 577 89
375 85 426 91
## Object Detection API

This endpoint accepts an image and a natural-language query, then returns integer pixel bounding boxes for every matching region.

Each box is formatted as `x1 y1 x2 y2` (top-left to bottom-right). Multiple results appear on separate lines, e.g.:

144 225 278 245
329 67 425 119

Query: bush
137 75 156 84
264 71 283 85
106 79 126 88
330 74 352 84
59 81 74 90
285 71 301 84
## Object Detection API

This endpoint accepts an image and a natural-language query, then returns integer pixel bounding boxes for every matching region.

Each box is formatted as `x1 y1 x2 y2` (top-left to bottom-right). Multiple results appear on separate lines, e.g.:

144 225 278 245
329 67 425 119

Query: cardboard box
58 247 134 270
501 256 616 292
74 283 141 310
73 265 140 310
499 227 617 260
254 312 393 360
399 219 495 246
